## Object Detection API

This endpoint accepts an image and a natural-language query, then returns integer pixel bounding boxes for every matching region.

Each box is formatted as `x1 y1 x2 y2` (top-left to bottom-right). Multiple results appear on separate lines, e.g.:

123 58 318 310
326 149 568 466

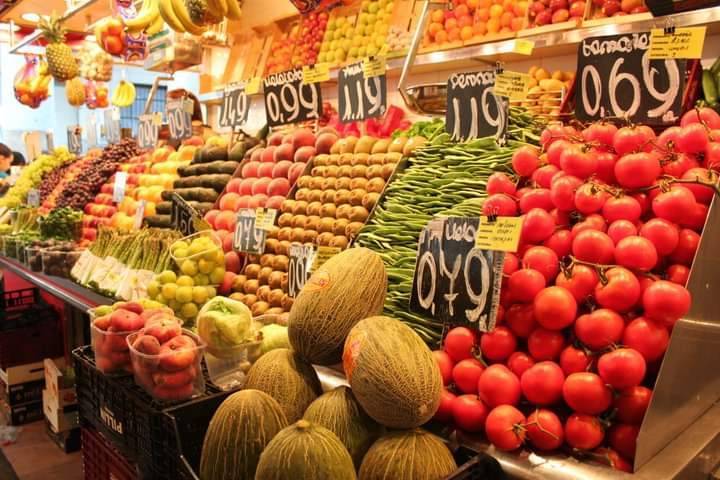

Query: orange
500 11 513 27
445 17 458 30
514 0 528 15
460 25 474 40
447 27 461 41
487 17 500 32
467 0 480 10
455 4 470 16
428 22 443 37
473 20 488 35
458 14 474 27
431 9 445 22
479 0 492 7
510 16 524 31
502 0 514 11
476 7 490 20
489 4 504 17
435 29 448 43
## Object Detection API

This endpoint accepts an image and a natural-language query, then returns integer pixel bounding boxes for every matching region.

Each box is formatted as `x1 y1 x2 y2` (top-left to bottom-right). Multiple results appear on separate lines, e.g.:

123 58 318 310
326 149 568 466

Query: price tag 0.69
338 61 387 123
138 114 159 149
288 244 316 297
166 99 193 141
263 68 323 127
409 217 503 333
219 84 250 128
67 126 82 154
446 71 506 142
575 31 686 125
170 193 199 236
233 209 267 254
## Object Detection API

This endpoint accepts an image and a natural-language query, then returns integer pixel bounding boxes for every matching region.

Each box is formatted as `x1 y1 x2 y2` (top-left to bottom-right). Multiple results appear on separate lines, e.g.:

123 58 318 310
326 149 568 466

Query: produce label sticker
362 56 386 78
513 39 535 55
245 77 262 95
493 72 531 100
475 216 523 253
113 172 128 203
311 246 341 272
288 243 317 297
254 207 278 231
302 63 331 84
133 200 146 230
27 189 40 208
649 26 706 59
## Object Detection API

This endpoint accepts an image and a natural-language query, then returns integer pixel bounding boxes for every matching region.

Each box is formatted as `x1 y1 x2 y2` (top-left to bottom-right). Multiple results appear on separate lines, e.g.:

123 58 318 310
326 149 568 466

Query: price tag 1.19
104 107 121 144
288 243 317 297
575 31 686 125
219 84 250 128
409 217 503 333
233 209 267 254
166 98 193 141
67 126 82 154
263 68 323 127
27 189 40 207
446 71 507 142
138 114 160 149
338 61 387 123
113 172 128 203
170 193 199 236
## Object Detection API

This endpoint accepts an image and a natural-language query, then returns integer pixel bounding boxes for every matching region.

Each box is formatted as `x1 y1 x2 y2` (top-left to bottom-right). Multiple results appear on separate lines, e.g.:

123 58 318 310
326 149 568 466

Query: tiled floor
1 422 82 480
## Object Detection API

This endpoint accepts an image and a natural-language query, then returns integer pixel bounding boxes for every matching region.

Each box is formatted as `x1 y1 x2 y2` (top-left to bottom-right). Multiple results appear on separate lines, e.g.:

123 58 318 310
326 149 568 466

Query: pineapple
39 13 78 81
185 0 222 25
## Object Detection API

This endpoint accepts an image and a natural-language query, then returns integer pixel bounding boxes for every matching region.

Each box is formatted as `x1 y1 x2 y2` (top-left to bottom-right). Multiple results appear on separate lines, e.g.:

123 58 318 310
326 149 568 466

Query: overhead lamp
21 13 40 22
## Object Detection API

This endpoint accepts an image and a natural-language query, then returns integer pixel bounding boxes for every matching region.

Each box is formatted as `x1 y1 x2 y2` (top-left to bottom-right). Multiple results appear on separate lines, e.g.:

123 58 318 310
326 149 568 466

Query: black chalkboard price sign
166 98 193 141
67 126 82 154
233 209 267 255
409 217 503 333
137 114 159 149
446 70 508 142
338 61 387 123
288 243 316 297
263 68 323 127
170 193 199 236
219 84 250 128
575 32 686 125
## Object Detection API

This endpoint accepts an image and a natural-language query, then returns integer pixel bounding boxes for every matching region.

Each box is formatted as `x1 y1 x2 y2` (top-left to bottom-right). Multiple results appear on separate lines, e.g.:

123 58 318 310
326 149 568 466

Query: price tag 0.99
263 68 323 127
288 243 316 297
409 216 503 333
446 71 506 142
138 114 159 149
219 84 250 128
170 193 199 236
575 31 686 125
233 209 267 255
166 99 193 141
67 126 82 154
338 61 387 123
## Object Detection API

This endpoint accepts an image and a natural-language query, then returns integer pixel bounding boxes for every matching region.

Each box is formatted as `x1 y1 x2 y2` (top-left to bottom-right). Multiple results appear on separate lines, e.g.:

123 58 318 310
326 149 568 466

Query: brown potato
273 255 289 272
267 226 279 239
281 295 294 310
229 292 245 302
269 289 285 307
268 271 285 289
278 240 291 256
382 163 395 179
244 279 259 294
305 215 321 231
265 239 280 255
259 254 275 267
290 227 306 242
303 229 319 244
257 285 271 301
231 275 247 292
243 294 258 307
258 267 274 285
251 301 270 316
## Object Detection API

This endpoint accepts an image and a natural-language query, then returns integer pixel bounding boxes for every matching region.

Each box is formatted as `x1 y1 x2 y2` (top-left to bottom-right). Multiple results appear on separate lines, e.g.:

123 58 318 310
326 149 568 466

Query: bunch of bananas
125 0 166 36
157 0 241 35
111 80 136 108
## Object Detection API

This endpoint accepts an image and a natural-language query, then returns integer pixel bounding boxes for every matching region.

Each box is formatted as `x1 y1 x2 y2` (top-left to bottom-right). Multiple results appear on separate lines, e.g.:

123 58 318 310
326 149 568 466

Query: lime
180 302 198 319
157 270 177 284
147 281 160 298
192 286 209 304
198 258 214 274
177 275 195 287
209 267 226 285
181 259 198 276
161 283 178 300
176 286 193 304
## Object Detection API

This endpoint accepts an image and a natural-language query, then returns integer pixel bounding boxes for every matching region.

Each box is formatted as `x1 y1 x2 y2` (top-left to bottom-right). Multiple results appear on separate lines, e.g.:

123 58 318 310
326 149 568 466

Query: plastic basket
25 246 43 272
169 230 223 271
81 426 139 480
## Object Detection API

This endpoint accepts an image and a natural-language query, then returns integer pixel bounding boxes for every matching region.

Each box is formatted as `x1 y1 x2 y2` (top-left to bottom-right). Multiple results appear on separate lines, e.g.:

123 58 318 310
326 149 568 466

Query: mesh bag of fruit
13 55 51 109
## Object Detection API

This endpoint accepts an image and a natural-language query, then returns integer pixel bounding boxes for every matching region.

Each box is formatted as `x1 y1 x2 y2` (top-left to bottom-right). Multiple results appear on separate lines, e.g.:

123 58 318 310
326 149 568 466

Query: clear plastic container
126 329 206 402
25 246 43 272
169 230 222 266
41 249 83 278
91 322 134 375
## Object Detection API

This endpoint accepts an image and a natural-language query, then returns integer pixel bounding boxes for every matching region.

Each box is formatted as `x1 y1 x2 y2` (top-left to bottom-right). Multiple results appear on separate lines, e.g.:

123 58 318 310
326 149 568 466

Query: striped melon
303 386 383 468
288 247 387 365
343 316 442 429
255 420 357 480
243 348 322 422
199 389 288 480
359 429 457 480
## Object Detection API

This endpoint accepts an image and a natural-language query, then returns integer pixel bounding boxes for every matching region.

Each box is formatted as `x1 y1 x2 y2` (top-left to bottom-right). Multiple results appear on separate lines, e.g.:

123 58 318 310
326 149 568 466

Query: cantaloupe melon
255 420 357 480
243 348 322 422
288 247 387 365
303 386 383 468
343 316 442 429
359 429 457 480
199 389 288 480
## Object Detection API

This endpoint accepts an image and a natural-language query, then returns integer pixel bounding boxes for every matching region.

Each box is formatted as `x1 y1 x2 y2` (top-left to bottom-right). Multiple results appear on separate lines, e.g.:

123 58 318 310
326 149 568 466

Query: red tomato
452 358 485 394
682 202 709 231
433 388 456 422
443 327 477 363
507 351 535 377
483 194 518 216
571 213 607 238
642 280 691 326
512 146 541 176
598 348 646 389
657 125 681 150
602 195 641 224
522 246 559 283
565 413 605 450
505 303 537 338
582 121 617 148
550 174 582 210
519 188 554 213
614 152 662 189
521 208 555 244
532 165 560 189
574 183 609 214
632 192 650 214
613 125 656 155
663 152 699 178
594 267 640 312
503 253 519 275
680 107 720 129
572 230 615 264
480 327 517 362
574 309 624 351
622 317 669 362
560 145 598 179
593 447 633 472
608 424 639 460
681 167 717 204
594 151 618 184
607 220 638 244
547 139 573 166
526 409 564 450
555 264 599 302
550 208 571 227
451 394 488 432
666 264 690 285
485 405 526 451
508 269 546 303
543 229 573 258
533 286 577 330
520 361 565 406
652 186 696 224
640 218 679 256
563 372 612 415
669 228 700 265
560 345 591 376
432 350 454 385
614 386 652 424
487 172 517 196
705 141 720 169
528 328 565 361
614 236 658 272
675 123 709 154
478 364 521 407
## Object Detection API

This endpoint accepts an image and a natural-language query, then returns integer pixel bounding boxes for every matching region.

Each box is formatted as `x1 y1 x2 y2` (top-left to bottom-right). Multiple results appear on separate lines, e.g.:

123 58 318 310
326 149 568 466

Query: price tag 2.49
338 61 387 123
446 71 507 143
166 98 193 141
263 68 323 127
138 114 160 149
288 243 316 297
233 209 267 254
219 84 250 128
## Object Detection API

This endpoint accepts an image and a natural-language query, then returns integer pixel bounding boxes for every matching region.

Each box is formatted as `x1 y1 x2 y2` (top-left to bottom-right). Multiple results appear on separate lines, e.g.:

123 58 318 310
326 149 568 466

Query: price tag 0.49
137 114 160 149
67 126 82 154
288 243 316 297
166 99 193 141
233 209 267 255
219 84 250 128
575 31 686 125
409 216 503 333
446 71 506 142
338 61 387 123
170 193 199 236
263 68 323 127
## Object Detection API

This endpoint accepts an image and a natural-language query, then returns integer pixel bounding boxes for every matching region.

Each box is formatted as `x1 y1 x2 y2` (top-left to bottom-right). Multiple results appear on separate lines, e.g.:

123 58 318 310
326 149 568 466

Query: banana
159 0 186 33
145 15 165 36
111 81 136 108
125 0 160 34
225 0 241 20
125 82 136 105
170 0 206 35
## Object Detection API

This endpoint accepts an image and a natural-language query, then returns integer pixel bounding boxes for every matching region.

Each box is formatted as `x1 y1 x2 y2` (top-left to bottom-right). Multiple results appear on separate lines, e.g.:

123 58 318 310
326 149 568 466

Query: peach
268 132 284 146
261 146 277 163
249 194 267 208
215 211 236 231
294 146 316 163
159 335 197 372
266 195 285 210
225 251 241 273
132 334 162 355
220 271 236 295
139 307 174 324
106 329 130 352
237 196 250 209
267 178 291 197
250 148 264 163
272 160 293 179
152 365 196 388
292 128 316 151
144 319 181 344
315 132 338 154
282 134 294 144
93 314 111 331
252 177 272 195
274 143 295 163
110 309 142 332
239 178 255 195
219 192 241 211
226 178 242 194
152 382 194 401
241 161 260 178
258 163 275 178
204 209 220 227
116 302 143 315
222 231 234 253
289 163 306 185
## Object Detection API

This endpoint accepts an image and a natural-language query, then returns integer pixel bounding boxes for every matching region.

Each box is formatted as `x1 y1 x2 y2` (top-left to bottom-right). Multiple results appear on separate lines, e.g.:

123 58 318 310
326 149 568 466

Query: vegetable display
0 147 75 208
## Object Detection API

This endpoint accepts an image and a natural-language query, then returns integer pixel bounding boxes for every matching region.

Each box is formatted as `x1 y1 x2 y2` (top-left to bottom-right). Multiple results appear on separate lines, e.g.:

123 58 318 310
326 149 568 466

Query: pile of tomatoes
432 109 719 472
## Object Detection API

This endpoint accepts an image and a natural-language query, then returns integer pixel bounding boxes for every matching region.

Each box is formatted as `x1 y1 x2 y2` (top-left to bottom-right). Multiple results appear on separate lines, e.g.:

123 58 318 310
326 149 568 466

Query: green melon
255 420 357 480
199 389 288 480
359 429 457 480
288 247 387 365
343 316 442 429
243 348 322 422
303 386 384 468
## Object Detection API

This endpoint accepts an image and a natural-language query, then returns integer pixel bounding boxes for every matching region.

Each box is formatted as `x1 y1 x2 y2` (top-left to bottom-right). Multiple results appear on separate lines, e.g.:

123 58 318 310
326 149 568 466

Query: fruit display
527 0 585 28
386 25 411 55
39 207 83 241
346 0 393 64
158 0 241 36
78 43 113 81
128 326 206 401
588 0 648 19
291 11 329 68
65 77 86 107
0 147 75 209
317 10 354 66
523 66 575 119
13 55 52 109
111 80 137 108
94 17 126 56
24 239 72 272
196 295 254 353
39 13 79 81
264 27 300 75
84 81 110 109
41 152 102 215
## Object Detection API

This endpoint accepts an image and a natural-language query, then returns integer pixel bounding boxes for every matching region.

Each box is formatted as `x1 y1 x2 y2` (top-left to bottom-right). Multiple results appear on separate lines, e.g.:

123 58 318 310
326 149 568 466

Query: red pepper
380 105 405 137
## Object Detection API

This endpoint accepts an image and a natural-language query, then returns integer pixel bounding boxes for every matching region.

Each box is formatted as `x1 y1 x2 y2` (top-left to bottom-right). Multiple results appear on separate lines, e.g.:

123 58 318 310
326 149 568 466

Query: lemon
180 302 198 319
181 259 198 276
177 275 194 287
192 286 208 304
176 286 193 304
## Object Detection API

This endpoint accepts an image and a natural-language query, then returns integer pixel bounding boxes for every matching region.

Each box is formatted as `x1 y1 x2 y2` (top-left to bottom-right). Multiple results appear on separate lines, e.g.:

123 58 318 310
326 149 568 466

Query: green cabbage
197 297 253 351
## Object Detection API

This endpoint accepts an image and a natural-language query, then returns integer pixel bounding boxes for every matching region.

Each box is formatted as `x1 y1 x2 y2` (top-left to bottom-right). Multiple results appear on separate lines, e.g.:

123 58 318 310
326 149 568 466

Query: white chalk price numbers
219 84 250 128
263 68 323 127
446 70 508 143
166 99 193 141
338 60 387 123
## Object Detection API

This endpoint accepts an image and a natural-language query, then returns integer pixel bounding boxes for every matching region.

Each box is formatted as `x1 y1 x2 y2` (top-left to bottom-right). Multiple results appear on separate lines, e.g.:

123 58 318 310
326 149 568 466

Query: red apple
535 9 552 24
222 231 234 252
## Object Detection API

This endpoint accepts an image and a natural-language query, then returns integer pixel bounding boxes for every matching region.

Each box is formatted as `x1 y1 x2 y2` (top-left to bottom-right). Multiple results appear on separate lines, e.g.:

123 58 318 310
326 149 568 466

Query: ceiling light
21 13 40 22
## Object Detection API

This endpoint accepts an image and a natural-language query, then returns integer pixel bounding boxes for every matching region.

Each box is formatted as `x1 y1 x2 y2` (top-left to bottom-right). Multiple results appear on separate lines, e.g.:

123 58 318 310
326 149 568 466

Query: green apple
333 29 344 40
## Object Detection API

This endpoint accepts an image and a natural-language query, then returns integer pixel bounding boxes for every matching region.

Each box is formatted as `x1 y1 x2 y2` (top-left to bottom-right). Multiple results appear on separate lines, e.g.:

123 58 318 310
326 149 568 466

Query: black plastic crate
0 287 56 331
81 426 139 480
446 446 506 480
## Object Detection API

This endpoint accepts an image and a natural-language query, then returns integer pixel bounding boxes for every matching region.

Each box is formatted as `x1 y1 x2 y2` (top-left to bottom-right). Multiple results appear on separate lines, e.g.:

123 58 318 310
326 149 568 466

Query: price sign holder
302 63 331 84
246 77 262 95
263 68 323 127
311 246 341 272
409 217 503 333
166 98 193 141
575 31 686 125
219 83 250 128
170 192 200 236
362 56 386 78
338 61 387 123
133 200 146 230
233 209 267 254
113 172 128 203
288 243 316 297
138 113 160 149
67 126 82 154
649 26 706 59
27 189 40 207
254 208 278 231
446 70 507 142
104 107 121 144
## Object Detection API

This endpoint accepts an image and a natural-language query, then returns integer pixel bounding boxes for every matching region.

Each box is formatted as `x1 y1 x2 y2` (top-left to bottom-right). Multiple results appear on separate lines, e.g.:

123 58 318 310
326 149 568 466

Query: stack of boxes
0 360 48 425
43 358 80 452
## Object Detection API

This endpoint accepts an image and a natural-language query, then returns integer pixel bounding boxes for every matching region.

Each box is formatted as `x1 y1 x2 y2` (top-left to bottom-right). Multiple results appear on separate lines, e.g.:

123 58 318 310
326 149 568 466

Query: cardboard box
0 359 48 385
44 358 73 397
45 420 81 453
1 400 43 425
43 390 79 433
0 378 44 406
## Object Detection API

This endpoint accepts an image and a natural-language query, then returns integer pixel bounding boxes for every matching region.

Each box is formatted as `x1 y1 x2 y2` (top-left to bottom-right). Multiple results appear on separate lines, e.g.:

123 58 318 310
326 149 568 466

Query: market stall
0 0 718 477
